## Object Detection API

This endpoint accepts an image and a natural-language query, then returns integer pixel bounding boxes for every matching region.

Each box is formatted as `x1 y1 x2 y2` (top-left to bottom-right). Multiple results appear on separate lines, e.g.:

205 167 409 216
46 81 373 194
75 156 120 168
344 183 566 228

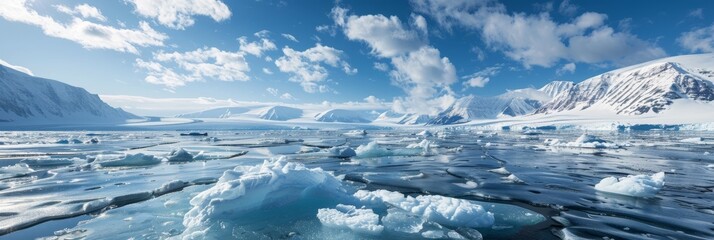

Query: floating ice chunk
84 138 100 144
563 134 619 148
680 137 704 144
707 164 714 168
421 230 444 239
417 130 433 137
0 163 34 179
355 141 393 158
406 139 437 152
484 142 492 148
489 167 511 175
180 157 351 238
20 158 76 167
344 130 367 136
453 181 478 189
153 180 188 196
543 138 560 146
400 172 425 181
56 138 82 144
297 146 321 153
317 204 384 234
354 190 495 228
97 153 163 167
503 174 523 183
167 148 196 162
201 137 220 142
381 208 425 234
595 172 665 198
327 146 357 158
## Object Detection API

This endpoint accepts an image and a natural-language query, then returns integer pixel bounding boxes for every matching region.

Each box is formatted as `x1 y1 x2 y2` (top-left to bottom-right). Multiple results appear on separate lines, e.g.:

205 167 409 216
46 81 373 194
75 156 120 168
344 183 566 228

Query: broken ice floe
595 172 665 198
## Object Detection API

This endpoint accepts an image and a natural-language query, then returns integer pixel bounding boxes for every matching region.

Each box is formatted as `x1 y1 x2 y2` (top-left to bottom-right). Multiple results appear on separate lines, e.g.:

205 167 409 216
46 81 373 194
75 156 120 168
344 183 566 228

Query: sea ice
167 148 197 162
489 167 511 175
96 153 163 167
316 204 384 234
595 172 666 198
355 141 431 158
327 146 357 158
353 190 495 228
417 130 433 137
0 163 34 179
20 158 77 167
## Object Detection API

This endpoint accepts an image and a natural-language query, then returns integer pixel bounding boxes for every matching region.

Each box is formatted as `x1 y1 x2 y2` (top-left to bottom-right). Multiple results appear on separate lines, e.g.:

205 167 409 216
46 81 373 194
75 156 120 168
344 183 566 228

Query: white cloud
238 36 276 57
0 58 33 76
262 67 273 75
678 24 714 53
556 62 576 75
281 33 299 42
126 0 231 30
333 6 457 115
332 6 427 58
266 87 279 96
274 44 354 93
55 3 107 22
412 0 665 67
0 0 166 54
316 24 336 36
373 62 389 71
363 95 383 104
280 93 295 100
463 76 489 88
558 0 578 16
254 29 270 38
462 66 499 89
137 47 250 88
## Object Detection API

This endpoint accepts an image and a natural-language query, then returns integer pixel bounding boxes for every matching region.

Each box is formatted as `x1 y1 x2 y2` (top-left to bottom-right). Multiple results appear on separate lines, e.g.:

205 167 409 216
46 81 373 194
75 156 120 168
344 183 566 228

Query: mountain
257 106 302 121
314 109 371 123
175 107 249 118
538 81 574 98
429 88 551 125
536 54 714 115
0 63 137 123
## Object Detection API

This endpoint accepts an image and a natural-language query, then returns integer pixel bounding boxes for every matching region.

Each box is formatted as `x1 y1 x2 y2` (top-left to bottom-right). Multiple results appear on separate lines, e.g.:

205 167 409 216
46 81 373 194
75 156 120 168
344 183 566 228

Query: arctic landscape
1 0 714 239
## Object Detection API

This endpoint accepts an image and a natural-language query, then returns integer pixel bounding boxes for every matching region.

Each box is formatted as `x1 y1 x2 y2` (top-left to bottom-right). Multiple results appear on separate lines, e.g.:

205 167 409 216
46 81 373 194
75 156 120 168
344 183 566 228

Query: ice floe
0 163 34 179
167 148 199 162
355 141 434 158
595 172 665 198
96 153 163 167
20 157 77 167
317 204 384 234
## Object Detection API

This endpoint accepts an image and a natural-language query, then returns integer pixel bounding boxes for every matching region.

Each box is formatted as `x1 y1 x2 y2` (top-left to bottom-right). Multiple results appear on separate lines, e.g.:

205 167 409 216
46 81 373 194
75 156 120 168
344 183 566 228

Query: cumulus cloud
281 33 299 42
238 36 276 57
136 47 250 88
463 76 489 88
363 95 383 104
0 58 33 76
332 6 457 115
678 24 714 53
55 3 107 22
0 0 166 54
126 0 231 30
274 44 355 93
262 67 273 75
558 0 578 16
412 0 666 67
556 62 576 75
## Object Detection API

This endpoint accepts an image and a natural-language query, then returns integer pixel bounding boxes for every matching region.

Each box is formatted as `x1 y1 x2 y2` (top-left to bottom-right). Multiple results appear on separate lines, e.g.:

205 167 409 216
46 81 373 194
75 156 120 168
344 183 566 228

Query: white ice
96 153 163 167
595 172 666 198
317 204 384 234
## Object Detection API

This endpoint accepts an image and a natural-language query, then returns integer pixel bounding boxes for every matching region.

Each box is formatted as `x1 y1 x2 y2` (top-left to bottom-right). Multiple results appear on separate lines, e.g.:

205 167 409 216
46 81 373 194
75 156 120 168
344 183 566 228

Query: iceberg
595 172 665 198
167 148 198 162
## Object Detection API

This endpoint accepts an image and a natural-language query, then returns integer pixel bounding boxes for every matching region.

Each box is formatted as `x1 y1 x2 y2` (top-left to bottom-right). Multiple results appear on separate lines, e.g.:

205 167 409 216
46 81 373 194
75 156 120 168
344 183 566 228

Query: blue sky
0 0 713 115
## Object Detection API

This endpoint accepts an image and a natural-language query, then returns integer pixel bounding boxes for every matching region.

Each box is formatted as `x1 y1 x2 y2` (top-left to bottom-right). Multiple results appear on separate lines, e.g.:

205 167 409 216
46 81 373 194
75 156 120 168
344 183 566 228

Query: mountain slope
257 106 302 121
0 63 137 123
175 107 249 118
314 109 370 123
429 88 551 124
537 54 714 115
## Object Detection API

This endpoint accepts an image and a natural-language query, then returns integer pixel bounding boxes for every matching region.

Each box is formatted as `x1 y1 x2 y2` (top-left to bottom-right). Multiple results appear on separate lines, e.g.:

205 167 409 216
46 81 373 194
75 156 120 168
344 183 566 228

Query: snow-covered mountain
536 54 714 115
257 106 302 121
538 81 574 98
314 109 371 123
0 63 137 124
429 88 552 125
175 107 249 118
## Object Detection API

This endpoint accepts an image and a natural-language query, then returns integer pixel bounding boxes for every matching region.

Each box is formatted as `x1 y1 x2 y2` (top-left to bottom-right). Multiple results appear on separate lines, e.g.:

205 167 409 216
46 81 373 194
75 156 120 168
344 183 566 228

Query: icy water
0 130 713 240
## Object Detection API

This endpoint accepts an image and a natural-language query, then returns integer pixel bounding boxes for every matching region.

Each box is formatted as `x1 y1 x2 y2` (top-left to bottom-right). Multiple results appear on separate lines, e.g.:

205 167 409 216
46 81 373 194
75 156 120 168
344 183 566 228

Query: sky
0 0 713 116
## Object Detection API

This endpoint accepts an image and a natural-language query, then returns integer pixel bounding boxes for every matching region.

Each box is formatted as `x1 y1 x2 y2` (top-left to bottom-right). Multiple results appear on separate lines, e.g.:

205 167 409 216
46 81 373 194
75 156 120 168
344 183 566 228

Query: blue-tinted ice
0 130 712 239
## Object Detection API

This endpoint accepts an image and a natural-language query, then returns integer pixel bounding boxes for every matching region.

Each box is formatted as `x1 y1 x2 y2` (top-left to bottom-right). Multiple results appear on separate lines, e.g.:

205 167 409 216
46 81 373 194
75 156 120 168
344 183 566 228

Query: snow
355 141 430 158
316 204 384 234
167 148 197 162
0 63 137 124
0 163 34 179
595 172 666 198
96 153 163 167
327 146 357 158
257 106 302 121
381 208 425 233
20 158 77 167
417 130 433 137
353 189 495 228
314 109 371 123
344 129 367 136
174 107 249 118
